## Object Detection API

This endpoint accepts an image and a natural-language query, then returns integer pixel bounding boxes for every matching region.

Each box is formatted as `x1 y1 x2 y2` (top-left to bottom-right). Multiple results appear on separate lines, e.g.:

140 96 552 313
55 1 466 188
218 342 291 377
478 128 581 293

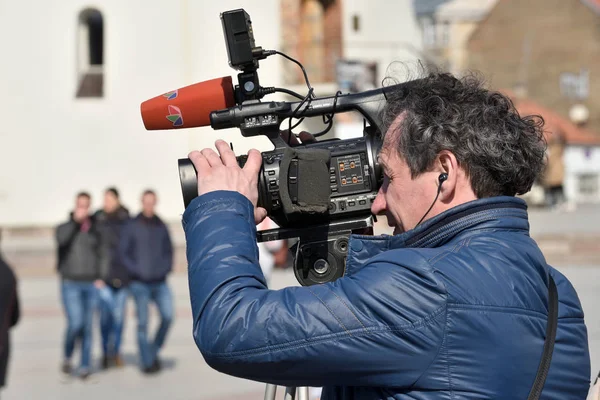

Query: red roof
582 0 600 14
501 91 600 146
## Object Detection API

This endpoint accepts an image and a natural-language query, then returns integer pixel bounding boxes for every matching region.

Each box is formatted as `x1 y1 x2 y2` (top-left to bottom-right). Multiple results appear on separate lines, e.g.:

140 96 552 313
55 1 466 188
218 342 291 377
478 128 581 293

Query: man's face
141 193 156 216
103 192 119 213
371 118 440 234
75 195 91 214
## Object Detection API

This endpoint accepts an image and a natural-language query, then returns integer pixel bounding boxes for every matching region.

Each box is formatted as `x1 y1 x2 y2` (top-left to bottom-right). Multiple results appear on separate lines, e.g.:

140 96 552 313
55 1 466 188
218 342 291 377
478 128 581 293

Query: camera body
174 8 406 285
240 133 381 228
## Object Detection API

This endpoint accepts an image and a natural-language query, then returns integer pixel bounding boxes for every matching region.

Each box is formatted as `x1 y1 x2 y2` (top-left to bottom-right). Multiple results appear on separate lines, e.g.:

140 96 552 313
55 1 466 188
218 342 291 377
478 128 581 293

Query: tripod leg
297 387 309 400
264 384 278 400
284 386 297 400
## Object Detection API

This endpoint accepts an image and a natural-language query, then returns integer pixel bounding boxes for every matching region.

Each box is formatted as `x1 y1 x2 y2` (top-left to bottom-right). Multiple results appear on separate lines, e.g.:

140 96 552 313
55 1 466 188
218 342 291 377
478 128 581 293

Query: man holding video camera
182 72 590 399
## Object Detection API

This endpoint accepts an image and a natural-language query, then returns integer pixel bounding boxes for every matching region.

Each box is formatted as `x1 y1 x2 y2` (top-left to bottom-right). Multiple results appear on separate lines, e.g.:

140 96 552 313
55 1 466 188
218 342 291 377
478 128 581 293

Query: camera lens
178 158 199 209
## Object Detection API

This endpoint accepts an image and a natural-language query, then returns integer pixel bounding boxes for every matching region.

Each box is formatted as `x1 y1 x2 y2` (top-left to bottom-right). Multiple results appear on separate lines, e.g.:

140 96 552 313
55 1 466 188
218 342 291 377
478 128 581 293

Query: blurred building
0 0 424 227
279 0 424 138
281 0 423 89
0 0 282 226
467 0 600 135
412 0 497 74
511 95 600 205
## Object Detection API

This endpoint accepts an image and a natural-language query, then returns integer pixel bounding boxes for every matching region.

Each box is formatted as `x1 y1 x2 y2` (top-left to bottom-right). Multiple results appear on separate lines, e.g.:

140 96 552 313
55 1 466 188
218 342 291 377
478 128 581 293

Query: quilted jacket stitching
307 286 351 335
203 304 447 358
323 285 368 331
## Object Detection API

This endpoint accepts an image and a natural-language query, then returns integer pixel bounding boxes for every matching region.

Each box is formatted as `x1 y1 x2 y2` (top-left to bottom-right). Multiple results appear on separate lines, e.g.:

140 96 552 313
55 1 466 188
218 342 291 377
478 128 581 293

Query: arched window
76 8 104 98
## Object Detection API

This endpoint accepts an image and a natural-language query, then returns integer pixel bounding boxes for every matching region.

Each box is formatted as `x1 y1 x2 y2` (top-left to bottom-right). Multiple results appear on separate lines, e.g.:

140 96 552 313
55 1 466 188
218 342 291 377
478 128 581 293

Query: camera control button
359 200 366 205
348 201 356 207
268 170 276 176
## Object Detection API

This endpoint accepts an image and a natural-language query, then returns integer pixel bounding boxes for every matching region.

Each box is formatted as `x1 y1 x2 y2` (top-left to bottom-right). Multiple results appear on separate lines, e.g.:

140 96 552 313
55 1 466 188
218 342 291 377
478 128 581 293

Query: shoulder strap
527 275 558 400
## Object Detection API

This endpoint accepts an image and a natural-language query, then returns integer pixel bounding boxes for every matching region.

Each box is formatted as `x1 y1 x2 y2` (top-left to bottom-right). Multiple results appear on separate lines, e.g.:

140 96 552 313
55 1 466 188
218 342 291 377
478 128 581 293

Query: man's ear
436 150 459 202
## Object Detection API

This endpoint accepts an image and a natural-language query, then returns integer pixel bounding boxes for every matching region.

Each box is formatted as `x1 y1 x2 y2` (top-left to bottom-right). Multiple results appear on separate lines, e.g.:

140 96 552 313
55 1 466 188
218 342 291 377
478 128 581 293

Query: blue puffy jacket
183 191 590 399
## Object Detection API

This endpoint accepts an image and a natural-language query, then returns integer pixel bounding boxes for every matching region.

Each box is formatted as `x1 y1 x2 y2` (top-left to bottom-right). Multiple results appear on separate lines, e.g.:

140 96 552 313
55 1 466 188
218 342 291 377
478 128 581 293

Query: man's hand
94 279 105 289
189 140 267 224
280 130 316 146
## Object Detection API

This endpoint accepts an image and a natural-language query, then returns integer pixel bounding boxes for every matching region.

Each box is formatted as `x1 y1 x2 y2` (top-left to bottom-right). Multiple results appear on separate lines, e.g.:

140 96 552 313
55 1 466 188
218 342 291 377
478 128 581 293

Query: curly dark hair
382 71 547 198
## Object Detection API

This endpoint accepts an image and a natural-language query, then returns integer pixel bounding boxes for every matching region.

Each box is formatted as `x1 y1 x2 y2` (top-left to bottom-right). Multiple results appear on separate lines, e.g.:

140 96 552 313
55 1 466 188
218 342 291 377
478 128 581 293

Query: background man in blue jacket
182 72 591 399
120 189 173 374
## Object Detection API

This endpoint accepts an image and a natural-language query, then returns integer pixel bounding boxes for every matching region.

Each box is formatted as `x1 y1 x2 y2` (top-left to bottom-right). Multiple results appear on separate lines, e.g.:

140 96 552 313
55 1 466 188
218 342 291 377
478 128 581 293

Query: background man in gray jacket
56 191 107 379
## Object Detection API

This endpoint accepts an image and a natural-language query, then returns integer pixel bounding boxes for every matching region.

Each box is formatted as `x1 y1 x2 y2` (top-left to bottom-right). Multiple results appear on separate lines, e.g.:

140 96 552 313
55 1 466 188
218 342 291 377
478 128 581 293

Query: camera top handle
209 83 405 149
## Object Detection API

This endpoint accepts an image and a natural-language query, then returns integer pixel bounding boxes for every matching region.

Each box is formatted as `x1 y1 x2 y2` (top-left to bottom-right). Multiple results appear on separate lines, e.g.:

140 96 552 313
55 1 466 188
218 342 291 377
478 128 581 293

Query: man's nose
371 188 386 215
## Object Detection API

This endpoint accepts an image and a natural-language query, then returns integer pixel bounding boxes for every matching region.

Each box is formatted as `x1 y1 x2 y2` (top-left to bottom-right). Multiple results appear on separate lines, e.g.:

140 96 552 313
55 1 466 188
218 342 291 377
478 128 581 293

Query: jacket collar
345 196 529 276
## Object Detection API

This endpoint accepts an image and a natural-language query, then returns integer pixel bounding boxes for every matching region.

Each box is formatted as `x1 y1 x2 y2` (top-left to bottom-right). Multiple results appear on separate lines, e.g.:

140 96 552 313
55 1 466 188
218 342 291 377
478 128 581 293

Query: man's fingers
215 140 238 167
280 130 301 146
188 151 211 176
243 149 262 177
298 131 316 144
254 207 268 225
201 148 224 168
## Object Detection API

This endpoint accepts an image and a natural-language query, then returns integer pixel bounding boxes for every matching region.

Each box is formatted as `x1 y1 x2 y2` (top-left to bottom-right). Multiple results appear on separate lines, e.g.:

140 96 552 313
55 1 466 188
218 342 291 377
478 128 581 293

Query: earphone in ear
416 173 449 227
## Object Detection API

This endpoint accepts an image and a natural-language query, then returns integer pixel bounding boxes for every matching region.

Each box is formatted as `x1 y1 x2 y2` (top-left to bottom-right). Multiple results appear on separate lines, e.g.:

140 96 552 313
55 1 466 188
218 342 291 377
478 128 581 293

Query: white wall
342 0 424 84
564 145 600 203
0 0 280 226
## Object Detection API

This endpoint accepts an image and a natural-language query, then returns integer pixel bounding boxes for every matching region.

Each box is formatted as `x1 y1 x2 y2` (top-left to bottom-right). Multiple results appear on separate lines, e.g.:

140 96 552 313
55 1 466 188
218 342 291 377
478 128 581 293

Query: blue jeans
98 286 129 357
60 280 97 371
129 281 173 369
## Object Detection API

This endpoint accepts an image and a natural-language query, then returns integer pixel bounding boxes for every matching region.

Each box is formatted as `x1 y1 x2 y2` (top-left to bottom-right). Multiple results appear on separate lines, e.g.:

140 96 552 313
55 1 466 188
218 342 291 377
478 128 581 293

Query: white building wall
0 0 279 226
342 0 424 83
564 145 600 203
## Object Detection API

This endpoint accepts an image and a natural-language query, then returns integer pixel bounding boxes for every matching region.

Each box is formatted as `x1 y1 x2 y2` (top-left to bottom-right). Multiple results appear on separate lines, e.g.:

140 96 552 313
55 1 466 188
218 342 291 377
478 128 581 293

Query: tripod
264 384 309 400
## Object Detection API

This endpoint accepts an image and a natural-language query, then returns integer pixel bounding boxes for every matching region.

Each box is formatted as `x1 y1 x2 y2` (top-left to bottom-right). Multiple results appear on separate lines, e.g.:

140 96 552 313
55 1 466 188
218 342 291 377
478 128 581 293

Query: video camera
141 9 405 286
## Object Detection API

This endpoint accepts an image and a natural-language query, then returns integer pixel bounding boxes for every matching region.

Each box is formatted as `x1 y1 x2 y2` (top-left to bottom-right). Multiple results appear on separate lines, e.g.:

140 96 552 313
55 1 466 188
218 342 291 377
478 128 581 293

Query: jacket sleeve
118 221 138 277
183 191 447 389
162 223 174 274
56 220 79 248
96 223 111 281
11 275 20 327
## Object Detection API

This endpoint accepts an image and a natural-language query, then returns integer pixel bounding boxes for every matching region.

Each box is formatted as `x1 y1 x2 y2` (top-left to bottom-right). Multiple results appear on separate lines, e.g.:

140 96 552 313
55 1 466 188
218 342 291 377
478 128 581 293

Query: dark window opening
352 15 360 32
77 8 104 98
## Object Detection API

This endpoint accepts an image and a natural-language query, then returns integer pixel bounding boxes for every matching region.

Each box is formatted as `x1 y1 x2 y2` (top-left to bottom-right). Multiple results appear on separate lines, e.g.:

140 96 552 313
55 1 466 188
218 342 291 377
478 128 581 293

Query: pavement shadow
120 352 178 370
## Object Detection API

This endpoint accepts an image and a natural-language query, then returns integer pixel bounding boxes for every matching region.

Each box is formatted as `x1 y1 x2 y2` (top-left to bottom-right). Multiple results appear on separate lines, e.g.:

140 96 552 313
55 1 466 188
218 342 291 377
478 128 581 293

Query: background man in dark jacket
94 187 130 369
0 232 20 397
120 189 173 374
182 72 590 399
56 191 107 379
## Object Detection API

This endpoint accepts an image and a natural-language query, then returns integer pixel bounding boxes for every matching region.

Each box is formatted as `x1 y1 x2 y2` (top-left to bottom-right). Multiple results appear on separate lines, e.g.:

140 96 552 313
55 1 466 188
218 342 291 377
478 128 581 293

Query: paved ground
1 204 599 399
2 265 600 400
2 271 302 400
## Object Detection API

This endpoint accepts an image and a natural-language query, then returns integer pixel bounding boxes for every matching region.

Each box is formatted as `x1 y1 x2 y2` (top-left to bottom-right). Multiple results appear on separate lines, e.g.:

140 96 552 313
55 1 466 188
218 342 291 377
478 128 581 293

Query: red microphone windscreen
140 76 235 130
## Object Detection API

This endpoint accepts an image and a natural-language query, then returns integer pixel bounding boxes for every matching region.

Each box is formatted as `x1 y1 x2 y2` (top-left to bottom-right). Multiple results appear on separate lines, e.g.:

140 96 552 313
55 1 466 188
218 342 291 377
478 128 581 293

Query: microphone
140 76 236 130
